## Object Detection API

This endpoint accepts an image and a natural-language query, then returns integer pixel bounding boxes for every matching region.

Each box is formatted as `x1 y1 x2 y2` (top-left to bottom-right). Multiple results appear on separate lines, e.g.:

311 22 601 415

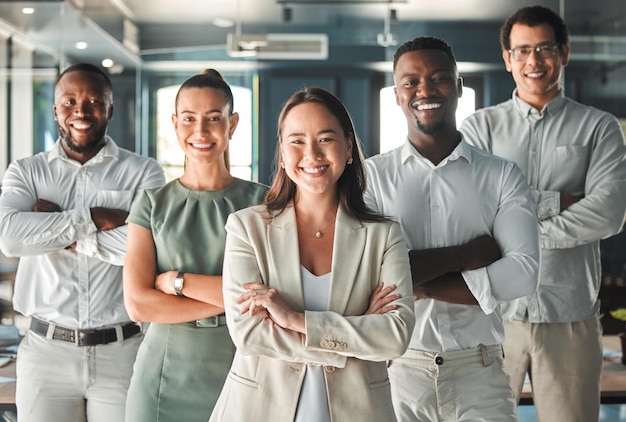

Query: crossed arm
410 234 500 305
123 223 225 324
34 199 128 249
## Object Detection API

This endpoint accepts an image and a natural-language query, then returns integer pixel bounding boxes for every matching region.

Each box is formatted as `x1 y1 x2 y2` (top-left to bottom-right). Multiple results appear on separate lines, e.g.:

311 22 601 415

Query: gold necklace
299 216 336 238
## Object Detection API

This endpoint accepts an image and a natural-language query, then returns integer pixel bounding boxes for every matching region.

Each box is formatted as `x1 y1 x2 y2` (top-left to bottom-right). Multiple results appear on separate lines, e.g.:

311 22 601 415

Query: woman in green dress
123 69 267 422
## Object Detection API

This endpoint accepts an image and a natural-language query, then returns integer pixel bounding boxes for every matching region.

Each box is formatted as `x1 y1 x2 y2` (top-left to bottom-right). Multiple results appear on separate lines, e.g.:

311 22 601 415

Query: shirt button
324 366 336 373
435 356 444 365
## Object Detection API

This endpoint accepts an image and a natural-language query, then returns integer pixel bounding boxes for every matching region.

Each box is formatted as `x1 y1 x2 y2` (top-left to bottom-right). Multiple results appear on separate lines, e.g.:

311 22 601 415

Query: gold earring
347 158 353 164
281 161 285 168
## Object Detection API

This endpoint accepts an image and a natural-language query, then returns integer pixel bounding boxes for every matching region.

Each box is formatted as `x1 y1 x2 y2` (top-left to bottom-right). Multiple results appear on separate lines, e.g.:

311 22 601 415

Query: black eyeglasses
508 44 560 61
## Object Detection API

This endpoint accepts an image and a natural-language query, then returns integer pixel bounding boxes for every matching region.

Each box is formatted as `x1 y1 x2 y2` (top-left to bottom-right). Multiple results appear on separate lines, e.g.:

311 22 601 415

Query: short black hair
500 5 569 51
393 36 457 72
56 63 113 101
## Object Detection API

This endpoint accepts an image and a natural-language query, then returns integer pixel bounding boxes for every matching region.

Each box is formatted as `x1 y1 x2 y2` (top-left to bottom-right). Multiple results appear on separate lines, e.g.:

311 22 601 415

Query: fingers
373 304 398 314
378 284 397 296
237 283 268 304
238 285 271 315
242 282 267 290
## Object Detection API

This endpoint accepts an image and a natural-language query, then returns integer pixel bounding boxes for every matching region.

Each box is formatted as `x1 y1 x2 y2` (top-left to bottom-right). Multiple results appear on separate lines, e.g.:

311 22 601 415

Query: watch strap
173 271 185 297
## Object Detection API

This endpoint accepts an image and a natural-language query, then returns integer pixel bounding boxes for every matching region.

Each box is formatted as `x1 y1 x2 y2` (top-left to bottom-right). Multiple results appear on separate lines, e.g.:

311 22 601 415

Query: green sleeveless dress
125 178 267 422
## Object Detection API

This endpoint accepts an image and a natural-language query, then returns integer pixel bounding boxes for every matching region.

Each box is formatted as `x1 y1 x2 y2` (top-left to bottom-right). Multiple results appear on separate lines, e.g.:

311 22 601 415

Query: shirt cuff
533 190 560 220
461 267 498 315
73 208 98 256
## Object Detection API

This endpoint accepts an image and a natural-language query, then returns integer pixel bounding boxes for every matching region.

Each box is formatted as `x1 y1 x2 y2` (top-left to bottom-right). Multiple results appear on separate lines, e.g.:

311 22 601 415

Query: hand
237 282 304 333
90 207 129 231
155 271 177 295
34 200 76 249
365 282 399 314
413 284 427 300
34 199 62 212
461 234 500 271
560 192 583 211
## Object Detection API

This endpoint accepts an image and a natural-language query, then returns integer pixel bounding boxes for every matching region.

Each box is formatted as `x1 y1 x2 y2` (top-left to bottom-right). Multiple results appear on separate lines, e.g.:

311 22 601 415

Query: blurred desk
0 255 17 281
0 360 15 411
520 335 626 405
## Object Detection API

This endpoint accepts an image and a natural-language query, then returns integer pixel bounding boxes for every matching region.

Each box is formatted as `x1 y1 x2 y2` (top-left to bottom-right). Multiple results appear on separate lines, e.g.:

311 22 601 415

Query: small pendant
315 231 324 238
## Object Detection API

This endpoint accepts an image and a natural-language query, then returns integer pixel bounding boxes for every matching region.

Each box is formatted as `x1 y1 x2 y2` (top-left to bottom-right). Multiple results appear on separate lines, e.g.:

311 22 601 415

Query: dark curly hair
57 63 113 104
500 5 569 51
393 36 457 72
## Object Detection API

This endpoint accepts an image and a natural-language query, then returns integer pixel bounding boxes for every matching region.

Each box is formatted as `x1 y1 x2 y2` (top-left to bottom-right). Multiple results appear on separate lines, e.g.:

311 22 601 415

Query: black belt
30 317 141 346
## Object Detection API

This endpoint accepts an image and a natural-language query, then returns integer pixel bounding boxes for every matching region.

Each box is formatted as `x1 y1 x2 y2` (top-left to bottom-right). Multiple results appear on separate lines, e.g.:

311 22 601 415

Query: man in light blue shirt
461 6 626 422
365 36 540 422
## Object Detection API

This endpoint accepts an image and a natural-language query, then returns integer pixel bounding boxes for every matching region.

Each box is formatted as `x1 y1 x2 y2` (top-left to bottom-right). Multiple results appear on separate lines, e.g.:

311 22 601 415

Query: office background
0 0 624 184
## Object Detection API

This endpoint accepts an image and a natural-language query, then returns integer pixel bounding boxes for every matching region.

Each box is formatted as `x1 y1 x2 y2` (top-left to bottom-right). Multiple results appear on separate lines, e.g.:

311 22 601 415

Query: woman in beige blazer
210 87 415 422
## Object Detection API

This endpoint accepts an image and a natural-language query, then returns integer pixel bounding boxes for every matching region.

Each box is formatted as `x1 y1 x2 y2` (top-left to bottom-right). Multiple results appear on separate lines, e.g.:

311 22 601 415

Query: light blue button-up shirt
461 90 626 323
365 139 539 352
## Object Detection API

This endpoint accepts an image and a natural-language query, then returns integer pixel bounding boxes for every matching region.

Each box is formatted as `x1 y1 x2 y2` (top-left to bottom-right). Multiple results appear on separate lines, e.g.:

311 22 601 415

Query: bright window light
379 85 476 153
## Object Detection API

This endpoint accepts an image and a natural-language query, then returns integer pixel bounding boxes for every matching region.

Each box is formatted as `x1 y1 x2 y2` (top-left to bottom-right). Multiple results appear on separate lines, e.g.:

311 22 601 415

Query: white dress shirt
364 138 539 352
0 137 165 329
461 91 626 323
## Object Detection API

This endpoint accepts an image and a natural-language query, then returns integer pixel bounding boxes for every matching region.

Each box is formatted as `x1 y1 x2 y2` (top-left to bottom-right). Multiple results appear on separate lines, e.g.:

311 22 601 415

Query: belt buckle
67 328 79 346
195 316 219 328
76 329 92 346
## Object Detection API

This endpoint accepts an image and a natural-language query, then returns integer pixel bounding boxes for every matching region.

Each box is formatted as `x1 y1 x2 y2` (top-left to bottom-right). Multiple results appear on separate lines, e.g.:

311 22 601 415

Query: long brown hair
265 86 384 222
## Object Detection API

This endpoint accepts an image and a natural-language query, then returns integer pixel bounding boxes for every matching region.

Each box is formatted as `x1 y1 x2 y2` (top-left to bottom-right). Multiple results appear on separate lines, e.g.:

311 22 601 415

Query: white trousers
16 329 142 422
389 344 519 422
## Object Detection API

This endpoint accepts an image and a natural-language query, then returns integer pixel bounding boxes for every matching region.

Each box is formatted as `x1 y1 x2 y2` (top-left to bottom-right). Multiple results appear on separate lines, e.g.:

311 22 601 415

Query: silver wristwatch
173 271 185 297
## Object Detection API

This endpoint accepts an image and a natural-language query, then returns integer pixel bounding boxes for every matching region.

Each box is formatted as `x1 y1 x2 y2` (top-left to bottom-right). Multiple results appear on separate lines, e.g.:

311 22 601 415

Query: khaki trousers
503 316 602 422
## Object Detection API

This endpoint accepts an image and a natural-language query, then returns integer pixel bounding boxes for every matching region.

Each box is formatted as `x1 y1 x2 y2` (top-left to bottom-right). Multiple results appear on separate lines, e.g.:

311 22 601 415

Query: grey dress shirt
461 90 626 323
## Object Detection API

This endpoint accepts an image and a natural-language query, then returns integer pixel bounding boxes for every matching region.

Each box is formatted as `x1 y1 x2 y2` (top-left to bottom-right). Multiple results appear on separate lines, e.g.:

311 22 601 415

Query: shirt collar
511 88 566 118
48 135 119 165
400 136 472 167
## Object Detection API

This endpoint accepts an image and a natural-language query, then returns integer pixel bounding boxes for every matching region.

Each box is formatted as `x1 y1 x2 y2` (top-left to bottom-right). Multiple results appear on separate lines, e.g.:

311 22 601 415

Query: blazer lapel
266 205 305 309
328 205 366 314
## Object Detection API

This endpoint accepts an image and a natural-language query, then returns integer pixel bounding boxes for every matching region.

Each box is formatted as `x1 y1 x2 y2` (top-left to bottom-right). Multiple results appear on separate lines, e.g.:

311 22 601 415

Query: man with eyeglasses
461 6 626 422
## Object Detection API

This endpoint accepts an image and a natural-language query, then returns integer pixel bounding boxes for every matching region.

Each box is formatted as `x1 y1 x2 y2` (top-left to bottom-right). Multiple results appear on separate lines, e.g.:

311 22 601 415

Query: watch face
173 272 184 296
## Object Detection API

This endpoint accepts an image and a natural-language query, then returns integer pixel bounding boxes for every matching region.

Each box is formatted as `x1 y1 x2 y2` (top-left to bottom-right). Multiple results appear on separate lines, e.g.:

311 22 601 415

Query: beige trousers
503 316 602 422
389 345 519 421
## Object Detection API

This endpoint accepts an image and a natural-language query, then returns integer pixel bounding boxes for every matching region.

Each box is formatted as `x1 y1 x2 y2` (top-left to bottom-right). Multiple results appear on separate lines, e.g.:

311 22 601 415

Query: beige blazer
210 203 415 422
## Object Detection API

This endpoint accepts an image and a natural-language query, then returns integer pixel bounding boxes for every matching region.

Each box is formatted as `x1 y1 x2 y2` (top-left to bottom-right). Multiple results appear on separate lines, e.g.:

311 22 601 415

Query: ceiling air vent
227 33 328 60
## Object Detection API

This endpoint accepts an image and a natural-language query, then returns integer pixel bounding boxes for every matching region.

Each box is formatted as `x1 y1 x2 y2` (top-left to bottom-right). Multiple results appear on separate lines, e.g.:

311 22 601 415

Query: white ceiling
0 0 624 72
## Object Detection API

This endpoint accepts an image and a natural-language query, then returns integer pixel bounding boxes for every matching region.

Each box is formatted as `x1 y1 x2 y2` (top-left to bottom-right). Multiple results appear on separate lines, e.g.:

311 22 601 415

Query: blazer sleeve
304 221 415 361
223 211 348 368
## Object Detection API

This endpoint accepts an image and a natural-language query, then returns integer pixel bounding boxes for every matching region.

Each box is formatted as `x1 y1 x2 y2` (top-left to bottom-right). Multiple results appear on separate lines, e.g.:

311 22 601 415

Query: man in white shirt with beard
0 63 164 422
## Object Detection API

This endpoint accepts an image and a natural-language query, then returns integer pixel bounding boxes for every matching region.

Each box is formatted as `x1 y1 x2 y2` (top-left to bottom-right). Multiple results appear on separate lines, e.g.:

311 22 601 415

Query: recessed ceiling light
75 42 88 50
101 59 114 68
213 18 235 28
22 7 35 15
